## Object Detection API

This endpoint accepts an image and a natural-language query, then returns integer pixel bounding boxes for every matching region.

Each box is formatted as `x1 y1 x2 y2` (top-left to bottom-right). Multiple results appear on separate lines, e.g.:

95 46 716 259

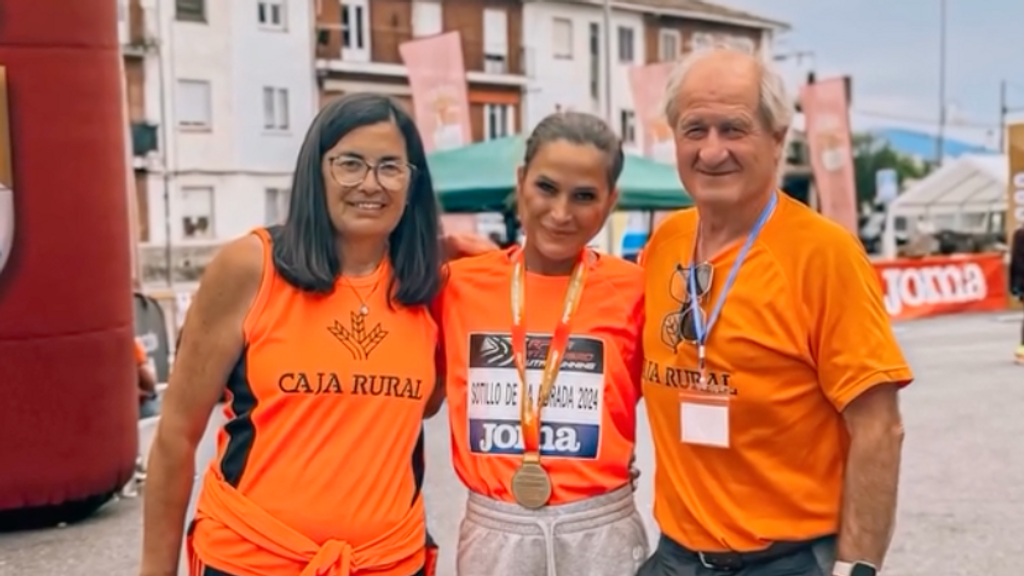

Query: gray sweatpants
457 485 649 576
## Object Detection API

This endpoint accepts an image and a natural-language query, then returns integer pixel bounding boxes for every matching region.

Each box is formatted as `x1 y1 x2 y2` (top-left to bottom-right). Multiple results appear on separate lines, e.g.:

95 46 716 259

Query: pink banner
440 214 478 234
399 32 472 153
800 78 858 235
628 63 675 163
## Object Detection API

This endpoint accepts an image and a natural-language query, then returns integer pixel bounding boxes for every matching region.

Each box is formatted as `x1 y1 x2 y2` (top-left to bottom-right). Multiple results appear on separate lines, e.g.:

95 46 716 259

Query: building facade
119 0 789 280
121 0 317 284
522 0 784 154
314 0 529 142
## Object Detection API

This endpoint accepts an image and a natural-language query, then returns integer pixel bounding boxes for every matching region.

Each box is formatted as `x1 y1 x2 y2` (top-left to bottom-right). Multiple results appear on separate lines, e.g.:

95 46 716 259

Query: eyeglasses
328 155 416 191
660 263 714 347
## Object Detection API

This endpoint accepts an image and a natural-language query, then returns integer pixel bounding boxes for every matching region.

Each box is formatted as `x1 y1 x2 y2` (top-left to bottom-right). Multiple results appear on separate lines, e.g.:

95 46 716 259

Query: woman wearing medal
433 111 648 576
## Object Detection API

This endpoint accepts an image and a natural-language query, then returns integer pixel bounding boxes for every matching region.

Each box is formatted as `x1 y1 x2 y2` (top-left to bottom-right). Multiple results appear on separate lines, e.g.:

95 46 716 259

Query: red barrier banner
874 254 1008 320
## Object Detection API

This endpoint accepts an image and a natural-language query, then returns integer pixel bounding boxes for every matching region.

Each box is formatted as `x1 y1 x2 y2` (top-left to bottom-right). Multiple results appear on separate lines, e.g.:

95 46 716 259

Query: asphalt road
0 312 1021 576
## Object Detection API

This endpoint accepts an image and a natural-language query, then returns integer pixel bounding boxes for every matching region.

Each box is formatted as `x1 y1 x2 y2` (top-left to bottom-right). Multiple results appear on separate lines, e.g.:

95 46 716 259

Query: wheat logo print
328 312 389 360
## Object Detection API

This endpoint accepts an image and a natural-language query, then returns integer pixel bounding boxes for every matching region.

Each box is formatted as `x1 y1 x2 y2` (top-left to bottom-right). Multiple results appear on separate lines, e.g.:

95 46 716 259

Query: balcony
132 122 159 157
315 27 530 86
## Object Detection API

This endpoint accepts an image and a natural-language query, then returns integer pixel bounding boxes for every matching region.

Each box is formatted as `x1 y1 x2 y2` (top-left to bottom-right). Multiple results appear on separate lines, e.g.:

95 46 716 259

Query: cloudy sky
719 0 1023 148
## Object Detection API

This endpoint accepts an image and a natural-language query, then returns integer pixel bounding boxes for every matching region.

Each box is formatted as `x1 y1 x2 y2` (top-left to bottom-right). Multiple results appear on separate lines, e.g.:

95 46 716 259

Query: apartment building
119 0 317 284
523 0 785 152
314 0 529 142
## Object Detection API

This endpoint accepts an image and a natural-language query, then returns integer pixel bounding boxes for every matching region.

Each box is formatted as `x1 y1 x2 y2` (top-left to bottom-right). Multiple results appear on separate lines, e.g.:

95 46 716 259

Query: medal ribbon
510 248 588 459
688 192 777 376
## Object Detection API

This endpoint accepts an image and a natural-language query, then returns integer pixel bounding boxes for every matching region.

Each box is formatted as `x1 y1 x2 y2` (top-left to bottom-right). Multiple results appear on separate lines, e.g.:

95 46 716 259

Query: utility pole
602 0 613 124
1000 79 1008 152
602 0 614 254
155 0 176 287
935 0 947 166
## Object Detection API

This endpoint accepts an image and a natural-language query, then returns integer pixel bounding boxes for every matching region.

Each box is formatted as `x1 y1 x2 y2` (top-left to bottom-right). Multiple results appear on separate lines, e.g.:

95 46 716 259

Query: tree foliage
851 133 929 207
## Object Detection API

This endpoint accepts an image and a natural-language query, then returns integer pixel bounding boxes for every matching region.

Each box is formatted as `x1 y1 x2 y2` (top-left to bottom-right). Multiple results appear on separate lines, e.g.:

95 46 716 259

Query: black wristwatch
834 561 878 576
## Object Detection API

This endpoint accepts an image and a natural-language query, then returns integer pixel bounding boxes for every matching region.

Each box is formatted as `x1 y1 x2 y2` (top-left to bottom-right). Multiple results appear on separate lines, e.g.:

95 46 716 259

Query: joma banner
874 254 1008 320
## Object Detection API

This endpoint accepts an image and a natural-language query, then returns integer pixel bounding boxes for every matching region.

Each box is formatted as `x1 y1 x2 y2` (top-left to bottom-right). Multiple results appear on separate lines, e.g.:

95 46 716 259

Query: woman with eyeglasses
432 111 649 576
140 93 445 576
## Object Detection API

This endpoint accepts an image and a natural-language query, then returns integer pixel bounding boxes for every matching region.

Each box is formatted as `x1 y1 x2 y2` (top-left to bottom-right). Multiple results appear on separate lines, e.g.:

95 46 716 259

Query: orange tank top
435 248 645 505
191 228 435 576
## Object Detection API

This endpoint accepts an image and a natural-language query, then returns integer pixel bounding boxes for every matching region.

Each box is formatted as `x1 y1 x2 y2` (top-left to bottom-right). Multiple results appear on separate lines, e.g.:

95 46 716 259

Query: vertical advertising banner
1007 123 1024 242
0 66 13 278
628 62 675 164
400 32 472 153
800 78 859 235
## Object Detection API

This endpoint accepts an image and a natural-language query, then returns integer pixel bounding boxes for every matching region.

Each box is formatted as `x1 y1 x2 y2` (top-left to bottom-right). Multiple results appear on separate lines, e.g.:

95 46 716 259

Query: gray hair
662 46 794 136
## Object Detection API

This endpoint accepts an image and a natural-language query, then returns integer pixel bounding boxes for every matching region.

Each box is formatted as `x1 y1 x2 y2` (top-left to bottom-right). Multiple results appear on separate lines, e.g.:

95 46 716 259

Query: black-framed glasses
328 155 416 191
660 262 714 347
669 263 713 304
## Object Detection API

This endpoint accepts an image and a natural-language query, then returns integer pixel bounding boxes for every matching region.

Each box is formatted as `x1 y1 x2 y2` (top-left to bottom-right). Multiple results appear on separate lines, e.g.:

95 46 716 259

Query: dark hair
271 93 441 307
523 111 625 187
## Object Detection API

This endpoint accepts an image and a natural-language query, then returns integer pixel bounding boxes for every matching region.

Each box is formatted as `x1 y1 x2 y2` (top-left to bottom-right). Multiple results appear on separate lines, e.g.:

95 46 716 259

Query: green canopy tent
427 136 693 213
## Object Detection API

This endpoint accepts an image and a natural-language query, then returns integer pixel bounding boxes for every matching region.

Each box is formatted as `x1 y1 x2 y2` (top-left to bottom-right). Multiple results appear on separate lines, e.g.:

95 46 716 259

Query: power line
851 108 998 130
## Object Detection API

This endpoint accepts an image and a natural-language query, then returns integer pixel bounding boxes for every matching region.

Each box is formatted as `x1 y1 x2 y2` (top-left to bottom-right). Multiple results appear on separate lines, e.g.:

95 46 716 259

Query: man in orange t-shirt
636 49 912 576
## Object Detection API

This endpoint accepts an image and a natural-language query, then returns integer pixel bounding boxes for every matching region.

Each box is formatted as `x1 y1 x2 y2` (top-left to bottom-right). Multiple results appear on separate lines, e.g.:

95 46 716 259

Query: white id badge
679 392 730 449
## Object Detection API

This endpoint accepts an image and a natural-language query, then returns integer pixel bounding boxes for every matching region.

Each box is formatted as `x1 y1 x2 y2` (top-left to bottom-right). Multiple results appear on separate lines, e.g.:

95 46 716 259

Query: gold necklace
343 279 378 316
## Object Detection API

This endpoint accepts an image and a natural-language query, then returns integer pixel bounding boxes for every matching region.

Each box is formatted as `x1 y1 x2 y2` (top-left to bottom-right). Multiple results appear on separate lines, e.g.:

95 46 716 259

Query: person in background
637 47 912 576
432 111 648 576
1011 223 1024 363
140 93 444 576
135 337 160 419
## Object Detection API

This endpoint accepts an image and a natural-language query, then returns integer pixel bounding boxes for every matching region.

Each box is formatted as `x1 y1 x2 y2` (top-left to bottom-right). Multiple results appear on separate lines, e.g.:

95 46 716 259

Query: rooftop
555 0 789 30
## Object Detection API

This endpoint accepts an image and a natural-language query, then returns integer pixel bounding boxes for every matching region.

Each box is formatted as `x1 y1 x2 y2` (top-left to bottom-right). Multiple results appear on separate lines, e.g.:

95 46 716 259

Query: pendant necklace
343 279 378 316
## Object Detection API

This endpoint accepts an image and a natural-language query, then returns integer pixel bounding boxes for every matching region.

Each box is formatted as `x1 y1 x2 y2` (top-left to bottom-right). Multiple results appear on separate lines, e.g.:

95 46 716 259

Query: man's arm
835 383 905 570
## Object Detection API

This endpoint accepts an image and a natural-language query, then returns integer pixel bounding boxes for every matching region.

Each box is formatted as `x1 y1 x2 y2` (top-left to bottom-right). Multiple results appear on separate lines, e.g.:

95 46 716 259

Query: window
263 87 289 130
412 0 442 37
265 188 291 225
176 80 212 128
175 0 205 22
659 29 681 62
341 0 370 62
617 26 634 63
691 32 755 54
117 0 129 44
691 31 714 53
483 8 509 74
258 0 286 29
484 104 514 140
180 187 214 239
619 110 636 144
552 18 572 59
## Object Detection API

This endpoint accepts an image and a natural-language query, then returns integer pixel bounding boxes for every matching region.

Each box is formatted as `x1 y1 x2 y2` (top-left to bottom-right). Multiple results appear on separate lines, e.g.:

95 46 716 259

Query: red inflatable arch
0 0 137 527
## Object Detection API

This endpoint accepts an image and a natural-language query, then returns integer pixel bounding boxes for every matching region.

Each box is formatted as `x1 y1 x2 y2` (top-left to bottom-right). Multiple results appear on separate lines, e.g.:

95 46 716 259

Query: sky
718 0 1024 148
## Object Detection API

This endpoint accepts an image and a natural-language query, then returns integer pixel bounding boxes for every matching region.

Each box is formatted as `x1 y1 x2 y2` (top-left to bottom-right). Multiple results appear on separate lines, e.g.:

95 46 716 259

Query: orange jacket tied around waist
189 471 425 576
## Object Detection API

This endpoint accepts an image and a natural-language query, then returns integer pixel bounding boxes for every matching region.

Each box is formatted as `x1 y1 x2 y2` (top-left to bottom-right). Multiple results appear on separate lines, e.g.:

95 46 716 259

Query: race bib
466 332 604 459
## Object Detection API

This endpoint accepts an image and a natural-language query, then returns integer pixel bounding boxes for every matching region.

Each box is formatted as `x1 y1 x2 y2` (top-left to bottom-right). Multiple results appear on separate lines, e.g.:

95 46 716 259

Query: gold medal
508 248 588 510
510 460 552 509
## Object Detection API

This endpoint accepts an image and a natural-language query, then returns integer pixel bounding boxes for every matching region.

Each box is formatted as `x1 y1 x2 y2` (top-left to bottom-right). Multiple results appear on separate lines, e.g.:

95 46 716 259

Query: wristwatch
833 561 878 576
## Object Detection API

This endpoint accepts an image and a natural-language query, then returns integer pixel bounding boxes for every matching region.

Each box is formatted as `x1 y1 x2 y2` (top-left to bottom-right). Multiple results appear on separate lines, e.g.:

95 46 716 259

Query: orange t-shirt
437 248 645 505
641 194 914 552
192 228 435 576
134 339 147 365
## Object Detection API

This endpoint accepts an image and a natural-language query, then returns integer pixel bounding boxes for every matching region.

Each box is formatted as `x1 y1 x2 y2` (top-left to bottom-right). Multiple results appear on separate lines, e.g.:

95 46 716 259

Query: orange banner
0 65 13 278
628 62 675 164
800 78 858 236
874 254 1008 320
399 32 472 153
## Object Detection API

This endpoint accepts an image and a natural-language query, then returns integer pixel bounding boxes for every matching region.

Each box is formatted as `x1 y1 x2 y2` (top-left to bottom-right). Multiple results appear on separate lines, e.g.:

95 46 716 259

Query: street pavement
0 311 1021 576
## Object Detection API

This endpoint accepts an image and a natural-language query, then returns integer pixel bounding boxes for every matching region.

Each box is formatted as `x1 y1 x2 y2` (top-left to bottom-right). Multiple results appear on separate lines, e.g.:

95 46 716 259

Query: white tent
881 154 1007 258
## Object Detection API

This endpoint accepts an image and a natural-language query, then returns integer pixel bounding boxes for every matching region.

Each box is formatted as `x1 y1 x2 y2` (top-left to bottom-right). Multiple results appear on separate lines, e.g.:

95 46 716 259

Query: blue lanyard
687 192 777 369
